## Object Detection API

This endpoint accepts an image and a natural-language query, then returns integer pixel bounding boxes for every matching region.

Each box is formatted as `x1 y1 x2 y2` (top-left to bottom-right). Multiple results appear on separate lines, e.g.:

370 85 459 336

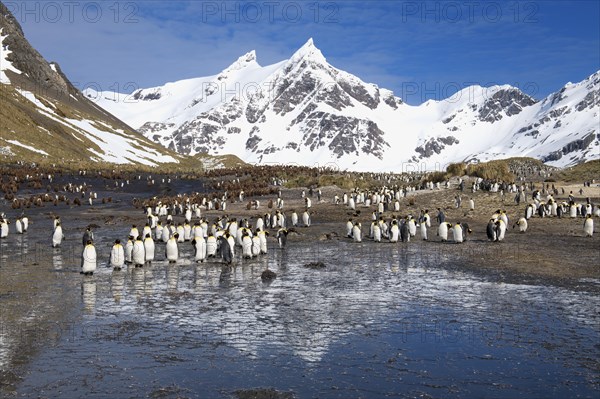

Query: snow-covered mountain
0 1 183 166
87 38 600 172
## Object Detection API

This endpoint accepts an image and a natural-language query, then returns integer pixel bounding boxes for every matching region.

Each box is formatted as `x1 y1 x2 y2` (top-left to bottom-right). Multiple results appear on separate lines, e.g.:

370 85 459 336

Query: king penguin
52 222 64 247
144 234 155 265
192 235 207 262
583 215 594 237
166 233 179 263
513 218 528 233
81 240 97 276
110 239 125 270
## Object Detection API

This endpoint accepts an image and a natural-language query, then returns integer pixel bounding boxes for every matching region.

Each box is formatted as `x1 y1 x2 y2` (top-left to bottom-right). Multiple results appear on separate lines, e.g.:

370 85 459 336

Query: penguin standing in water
302 210 311 227
258 229 269 254
143 234 155 265
0 218 9 238
82 227 94 247
132 237 145 267
218 235 233 264
125 236 134 264
166 233 179 263
438 222 452 242
81 240 97 276
486 219 497 241
52 222 64 247
352 222 362 242
277 228 289 248
460 223 472 241
583 215 594 237
373 223 382 242
389 220 399 243
251 233 261 257
21 215 29 232
451 223 463 243
400 220 410 243
346 219 354 238
420 221 428 241
15 218 23 234
407 217 416 237
129 224 139 240
192 235 207 263
495 219 507 241
242 231 253 259
206 233 218 257
513 218 528 233
110 239 125 270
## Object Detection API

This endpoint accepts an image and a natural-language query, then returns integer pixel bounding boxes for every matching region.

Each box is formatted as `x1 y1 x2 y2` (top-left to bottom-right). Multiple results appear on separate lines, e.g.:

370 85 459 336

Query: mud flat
0 175 598 398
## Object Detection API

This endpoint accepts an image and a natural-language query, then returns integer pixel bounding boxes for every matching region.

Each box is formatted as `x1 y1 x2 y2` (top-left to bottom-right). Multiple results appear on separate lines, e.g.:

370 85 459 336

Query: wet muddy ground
0 175 599 398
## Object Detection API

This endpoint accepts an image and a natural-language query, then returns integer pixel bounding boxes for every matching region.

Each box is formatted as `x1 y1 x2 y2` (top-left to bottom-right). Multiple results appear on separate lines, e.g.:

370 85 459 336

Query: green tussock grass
556 160 600 182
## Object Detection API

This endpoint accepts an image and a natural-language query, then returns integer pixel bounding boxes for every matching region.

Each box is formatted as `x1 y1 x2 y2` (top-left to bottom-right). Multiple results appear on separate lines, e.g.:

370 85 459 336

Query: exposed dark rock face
415 136 459 158
477 89 537 123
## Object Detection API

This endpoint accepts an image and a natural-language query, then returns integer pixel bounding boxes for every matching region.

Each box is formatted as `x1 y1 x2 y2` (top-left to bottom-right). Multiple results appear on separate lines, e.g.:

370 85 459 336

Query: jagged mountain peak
221 49 259 74
89 37 599 170
289 37 327 65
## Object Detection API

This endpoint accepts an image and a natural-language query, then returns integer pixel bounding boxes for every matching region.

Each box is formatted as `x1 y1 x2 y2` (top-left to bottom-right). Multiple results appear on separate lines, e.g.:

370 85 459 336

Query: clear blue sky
7 0 599 105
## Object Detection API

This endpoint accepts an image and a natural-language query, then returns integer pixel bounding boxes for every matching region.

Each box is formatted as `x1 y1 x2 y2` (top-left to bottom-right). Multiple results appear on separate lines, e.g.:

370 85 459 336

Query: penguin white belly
194 238 207 262
352 226 362 242
132 242 145 265
408 221 416 237
389 226 399 243
584 219 594 237
206 238 217 256
166 239 178 261
420 223 428 240
438 224 448 241
144 239 155 262
373 226 381 242
302 212 310 227
570 206 577 218
259 234 268 254
52 227 63 247
81 245 97 273
252 237 261 256
242 236 253 258
452 226 463 243
111 245 125 268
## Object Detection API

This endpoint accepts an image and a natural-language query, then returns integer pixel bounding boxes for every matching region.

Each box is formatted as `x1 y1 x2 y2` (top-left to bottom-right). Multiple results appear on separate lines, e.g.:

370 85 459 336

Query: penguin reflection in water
81 240 97 276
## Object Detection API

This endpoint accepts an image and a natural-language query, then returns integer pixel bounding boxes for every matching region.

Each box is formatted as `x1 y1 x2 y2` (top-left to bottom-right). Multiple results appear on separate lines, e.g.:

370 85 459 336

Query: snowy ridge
0 28 21 84
88 38 600 171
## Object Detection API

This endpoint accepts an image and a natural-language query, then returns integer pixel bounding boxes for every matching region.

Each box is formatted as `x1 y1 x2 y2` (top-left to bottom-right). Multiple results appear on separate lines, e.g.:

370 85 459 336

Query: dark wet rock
304 261 326 269
575 89 599 112
261 269 277 281
233 388 295 399
415 136 459 158
133 90 161 101
478 89 537 123
318 232 339 241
